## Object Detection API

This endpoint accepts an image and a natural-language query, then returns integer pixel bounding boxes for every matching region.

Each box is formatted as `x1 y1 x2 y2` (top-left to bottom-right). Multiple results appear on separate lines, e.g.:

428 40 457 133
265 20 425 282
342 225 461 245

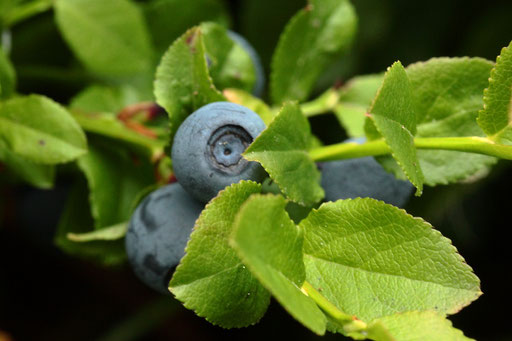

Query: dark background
1 0 511 340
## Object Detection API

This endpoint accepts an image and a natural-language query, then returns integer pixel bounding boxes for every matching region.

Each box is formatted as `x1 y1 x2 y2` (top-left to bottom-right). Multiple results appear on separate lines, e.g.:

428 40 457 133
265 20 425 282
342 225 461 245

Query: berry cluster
125 35 413 294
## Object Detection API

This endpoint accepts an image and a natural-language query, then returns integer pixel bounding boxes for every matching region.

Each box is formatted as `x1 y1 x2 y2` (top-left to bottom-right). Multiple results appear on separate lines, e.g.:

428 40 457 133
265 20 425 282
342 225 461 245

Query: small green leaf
0 47 15 98
408 57 496 186
154 26 225 144
244 102 324 206
223 88 276 125
334 74 383 137
365 61 424 195
70 85 142 113
368 311 474 341
143 0 230 55
231 194 327 335
478 40 512 144
77 140 154 229
54 0 154 77
339 74 385 105
334 104 366 138
67 222 127 242
55 179 126 265
301 199 481 323
0 95 87 164
201 22 257 93
0 139 55 189
270 0 357 104
170 181 270 328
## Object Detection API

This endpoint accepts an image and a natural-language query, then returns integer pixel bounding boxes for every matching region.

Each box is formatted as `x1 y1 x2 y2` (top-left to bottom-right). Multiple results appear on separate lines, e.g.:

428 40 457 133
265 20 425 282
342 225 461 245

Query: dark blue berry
171 102 266 203
125 183 203 294
320 139 413 207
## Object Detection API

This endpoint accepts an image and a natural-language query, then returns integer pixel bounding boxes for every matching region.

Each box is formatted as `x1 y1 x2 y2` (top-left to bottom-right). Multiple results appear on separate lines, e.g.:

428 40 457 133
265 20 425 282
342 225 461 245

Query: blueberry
125 183 203 294
320 139 414 207
227 31 265 97
171 102 266 203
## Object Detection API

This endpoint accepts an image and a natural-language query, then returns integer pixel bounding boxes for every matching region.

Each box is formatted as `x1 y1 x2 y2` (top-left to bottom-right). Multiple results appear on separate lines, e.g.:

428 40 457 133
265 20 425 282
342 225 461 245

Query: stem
3 0 53 27
300 88 339 117
72 111 166 161
310 136 512 162
301 281 367 333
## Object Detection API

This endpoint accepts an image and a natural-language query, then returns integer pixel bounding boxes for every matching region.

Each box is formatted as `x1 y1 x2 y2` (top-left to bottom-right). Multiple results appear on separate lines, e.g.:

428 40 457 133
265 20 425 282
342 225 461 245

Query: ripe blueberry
125 183 203 294
171 102 266 203
227 31 265 97
320 139 414 207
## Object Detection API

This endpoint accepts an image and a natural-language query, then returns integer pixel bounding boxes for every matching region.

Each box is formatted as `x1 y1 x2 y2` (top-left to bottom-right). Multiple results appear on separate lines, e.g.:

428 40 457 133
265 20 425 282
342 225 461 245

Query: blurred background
1 0 511 340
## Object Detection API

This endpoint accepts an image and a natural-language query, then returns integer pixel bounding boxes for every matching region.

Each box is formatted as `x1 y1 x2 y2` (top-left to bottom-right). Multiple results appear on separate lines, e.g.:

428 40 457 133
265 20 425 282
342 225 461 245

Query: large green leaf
54 0 154 77
301 199 481 323
270 0 357 104
154 26 225 144
0 47 15 98
143 0 230 55
77 140 154 229
55 179 126 265
244 102 324 206
368 311 474 341
231 194 327 335
408 57 496 186
478 40 512 144
170 181 270 328
0 95 87 164
0 139 55 189
334 74 383 137
201 22 257 93
365 61 424 195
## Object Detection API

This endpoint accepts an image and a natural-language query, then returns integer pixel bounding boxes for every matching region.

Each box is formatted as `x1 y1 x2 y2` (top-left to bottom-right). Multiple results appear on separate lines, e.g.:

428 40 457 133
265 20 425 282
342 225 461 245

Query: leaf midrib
303 253 478 292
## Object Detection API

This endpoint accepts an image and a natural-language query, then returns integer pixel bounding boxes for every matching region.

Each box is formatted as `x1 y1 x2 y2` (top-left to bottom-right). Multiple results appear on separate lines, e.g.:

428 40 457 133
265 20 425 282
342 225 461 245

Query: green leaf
0 139 55 189
170 181 270 328
365 61 424 195
408 57 496 186
67 222 127 242
301 198 481 323
368 311 474 341
201 22 257 93
231 194 327 335
244 102 324 206
270 0 357 104
71 110 166 159
143 0 230 55
478 40 512 144
0 47 15 98
223 88 276 125
334 104 366 138
339 74 385 105
55 179 126 265
154 26 225 144
0 95 87 164
54 0 154 77
77 140 154 229
70 85 142 113
334 74 383 137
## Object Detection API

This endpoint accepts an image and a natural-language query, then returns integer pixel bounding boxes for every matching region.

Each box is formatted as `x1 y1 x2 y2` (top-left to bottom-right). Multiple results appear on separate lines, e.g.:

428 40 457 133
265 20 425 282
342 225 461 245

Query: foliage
1 0 511 340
